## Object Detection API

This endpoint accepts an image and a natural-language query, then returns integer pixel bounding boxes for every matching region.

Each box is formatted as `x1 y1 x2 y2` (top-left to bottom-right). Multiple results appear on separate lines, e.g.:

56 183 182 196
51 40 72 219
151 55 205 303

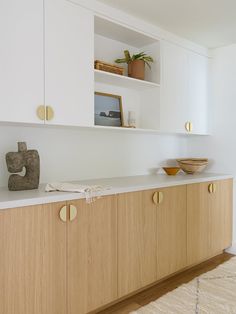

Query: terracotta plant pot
128 60 145 80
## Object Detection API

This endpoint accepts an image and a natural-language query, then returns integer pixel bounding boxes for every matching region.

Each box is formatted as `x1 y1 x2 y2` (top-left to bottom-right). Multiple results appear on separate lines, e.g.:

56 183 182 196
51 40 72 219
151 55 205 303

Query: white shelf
94 69 160 90
91 125 209 136
93 125 162 134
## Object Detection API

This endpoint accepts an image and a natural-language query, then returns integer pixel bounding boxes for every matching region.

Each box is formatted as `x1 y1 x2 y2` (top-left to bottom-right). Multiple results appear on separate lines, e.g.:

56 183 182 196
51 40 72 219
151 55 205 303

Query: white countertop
0 173 233 210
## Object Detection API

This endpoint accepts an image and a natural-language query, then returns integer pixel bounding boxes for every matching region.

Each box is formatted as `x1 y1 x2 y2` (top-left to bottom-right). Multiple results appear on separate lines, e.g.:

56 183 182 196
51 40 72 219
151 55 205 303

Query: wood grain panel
156 185 187 279
0 202 67 314
187 179 233 266
187 181 210 265
67 195 117 314
218 179 233 250
118 190 157 297
210 179 233 253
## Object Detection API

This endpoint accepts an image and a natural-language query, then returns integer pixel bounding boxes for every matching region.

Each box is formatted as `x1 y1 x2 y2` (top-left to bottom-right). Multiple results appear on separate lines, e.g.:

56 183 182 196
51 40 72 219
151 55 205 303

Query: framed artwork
94 92 124 127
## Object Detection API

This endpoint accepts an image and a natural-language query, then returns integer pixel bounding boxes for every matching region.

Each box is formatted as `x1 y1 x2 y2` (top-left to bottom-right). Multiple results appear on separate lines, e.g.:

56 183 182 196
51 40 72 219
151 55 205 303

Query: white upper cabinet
0 0 44 124
160 41 209 135
45 0 94 126
44 0 94 126
187 52 208 134
0 1 208 134
160 41 188 134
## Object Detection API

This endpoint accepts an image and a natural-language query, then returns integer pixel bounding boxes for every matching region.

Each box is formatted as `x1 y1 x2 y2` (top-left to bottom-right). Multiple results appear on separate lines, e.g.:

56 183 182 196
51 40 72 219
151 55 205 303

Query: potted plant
115 50 154 80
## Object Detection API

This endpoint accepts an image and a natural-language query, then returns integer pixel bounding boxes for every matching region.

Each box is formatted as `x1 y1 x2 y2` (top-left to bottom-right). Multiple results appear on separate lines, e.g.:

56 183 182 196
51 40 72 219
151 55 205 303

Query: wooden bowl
176 158 208 174
162 167 181 176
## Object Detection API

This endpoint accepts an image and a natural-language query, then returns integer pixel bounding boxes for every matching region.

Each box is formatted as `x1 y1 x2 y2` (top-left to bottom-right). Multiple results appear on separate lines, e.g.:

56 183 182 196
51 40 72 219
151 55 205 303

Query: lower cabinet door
118 190 157 297
156 185 187 279
67 196 117 314
219 179 233 249
187 179 233 266
0 202 67 314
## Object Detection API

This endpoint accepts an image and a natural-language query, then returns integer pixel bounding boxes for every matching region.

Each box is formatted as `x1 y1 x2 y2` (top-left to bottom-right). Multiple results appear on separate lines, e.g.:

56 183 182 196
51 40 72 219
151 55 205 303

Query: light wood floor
97 253 233 314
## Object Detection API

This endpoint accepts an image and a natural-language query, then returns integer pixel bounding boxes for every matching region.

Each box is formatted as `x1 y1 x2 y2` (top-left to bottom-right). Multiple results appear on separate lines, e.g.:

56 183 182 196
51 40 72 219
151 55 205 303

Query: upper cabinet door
0 0 44 124
45 0 94 126
188 52 209 134
161 40 209 135
161 41 188 134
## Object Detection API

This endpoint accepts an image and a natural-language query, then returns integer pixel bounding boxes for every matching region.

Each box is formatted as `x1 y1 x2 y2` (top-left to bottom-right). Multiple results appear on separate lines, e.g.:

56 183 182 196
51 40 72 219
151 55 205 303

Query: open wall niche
94 15 161 131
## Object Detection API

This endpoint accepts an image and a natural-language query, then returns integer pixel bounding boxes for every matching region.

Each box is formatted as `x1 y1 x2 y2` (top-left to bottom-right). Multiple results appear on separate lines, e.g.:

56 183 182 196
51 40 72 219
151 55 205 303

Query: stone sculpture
6 142 40 191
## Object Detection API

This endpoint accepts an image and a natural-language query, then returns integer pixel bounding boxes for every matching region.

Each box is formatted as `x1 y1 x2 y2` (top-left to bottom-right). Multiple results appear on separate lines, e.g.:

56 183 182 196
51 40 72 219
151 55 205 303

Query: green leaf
144 56 154 62
124 50 131 63
114 58 127 64
145 61 151 69
114 50 154 67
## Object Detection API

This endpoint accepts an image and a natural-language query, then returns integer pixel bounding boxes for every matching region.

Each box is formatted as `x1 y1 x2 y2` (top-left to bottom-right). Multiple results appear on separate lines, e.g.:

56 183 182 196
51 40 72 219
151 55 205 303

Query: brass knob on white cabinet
153 191 164 205
36 105 45 120
185 121 193 133
69 204 77 221
208 183 217 194
46 106 54 121
59 205 67 222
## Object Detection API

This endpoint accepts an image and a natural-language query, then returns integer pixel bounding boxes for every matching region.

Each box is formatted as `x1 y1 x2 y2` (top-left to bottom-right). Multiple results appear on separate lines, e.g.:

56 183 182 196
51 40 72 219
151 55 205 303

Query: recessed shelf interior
94 15 161 131
94 15 158 48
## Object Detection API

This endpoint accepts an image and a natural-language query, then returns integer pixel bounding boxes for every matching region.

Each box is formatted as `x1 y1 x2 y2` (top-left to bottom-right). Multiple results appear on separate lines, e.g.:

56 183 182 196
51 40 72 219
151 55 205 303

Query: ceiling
97 0 236 48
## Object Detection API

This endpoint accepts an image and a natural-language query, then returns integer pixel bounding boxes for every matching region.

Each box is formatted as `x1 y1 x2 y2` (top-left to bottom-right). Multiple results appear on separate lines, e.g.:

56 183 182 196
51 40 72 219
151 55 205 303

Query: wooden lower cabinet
118 190 157 297
156 185 187 279
0 202 67 314
67 195 117 314
118 186 187 297
0 196 117 314
187 179 233 266
0 180 232 314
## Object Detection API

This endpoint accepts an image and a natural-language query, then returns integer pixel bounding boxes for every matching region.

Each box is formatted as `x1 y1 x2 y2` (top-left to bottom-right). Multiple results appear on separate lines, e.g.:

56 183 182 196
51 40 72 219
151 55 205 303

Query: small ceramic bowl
162 167 181 176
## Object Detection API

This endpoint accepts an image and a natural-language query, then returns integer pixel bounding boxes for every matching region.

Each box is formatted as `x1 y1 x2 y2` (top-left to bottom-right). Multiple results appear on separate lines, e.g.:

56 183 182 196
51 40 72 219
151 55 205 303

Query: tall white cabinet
187 52 208 134
161 41 209 135
0 0 44 124
160 41 188 134
45 0 94 126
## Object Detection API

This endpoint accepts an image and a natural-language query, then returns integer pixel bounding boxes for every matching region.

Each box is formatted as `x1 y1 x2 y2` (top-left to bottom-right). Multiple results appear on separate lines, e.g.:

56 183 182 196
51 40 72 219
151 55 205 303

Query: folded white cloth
45 182 110 203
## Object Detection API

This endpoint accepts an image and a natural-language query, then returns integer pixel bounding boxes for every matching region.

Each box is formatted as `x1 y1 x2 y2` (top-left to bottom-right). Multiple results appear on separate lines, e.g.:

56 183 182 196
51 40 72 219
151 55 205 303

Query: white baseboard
225 243 236 255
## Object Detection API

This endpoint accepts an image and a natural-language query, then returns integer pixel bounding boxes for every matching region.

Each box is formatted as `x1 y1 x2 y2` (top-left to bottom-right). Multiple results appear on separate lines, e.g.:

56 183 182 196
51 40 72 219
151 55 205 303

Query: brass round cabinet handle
185 121 193 133
208 183 217 194
46 106 54 121
69 204 77 222
153 191 164 205
208 183 213 194
36 105 45 121
59 205 67 222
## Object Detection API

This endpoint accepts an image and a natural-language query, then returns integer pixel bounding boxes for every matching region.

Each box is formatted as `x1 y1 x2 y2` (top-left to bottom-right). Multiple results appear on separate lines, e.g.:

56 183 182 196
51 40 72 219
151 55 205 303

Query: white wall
0 124 188 187
187 44 236 243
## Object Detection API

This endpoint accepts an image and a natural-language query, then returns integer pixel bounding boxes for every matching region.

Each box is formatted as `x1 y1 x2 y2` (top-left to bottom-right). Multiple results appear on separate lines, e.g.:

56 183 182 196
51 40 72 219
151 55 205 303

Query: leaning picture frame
94 92 124 127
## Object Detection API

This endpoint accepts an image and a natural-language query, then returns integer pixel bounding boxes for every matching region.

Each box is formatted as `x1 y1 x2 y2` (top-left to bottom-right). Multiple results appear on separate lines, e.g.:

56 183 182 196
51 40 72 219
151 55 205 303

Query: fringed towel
45 182 110 203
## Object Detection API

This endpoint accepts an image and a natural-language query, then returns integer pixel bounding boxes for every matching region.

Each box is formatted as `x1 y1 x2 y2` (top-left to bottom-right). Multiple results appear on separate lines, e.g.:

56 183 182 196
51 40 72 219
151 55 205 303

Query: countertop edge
0 173 233 210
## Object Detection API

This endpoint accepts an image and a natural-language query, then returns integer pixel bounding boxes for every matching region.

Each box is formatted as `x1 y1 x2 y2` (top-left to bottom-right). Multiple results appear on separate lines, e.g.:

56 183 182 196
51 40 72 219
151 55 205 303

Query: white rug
131 256 236 314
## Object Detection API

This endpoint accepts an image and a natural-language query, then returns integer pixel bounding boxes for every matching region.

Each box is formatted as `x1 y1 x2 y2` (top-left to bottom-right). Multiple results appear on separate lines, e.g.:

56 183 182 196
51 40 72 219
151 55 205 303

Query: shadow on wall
0 124 188 187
